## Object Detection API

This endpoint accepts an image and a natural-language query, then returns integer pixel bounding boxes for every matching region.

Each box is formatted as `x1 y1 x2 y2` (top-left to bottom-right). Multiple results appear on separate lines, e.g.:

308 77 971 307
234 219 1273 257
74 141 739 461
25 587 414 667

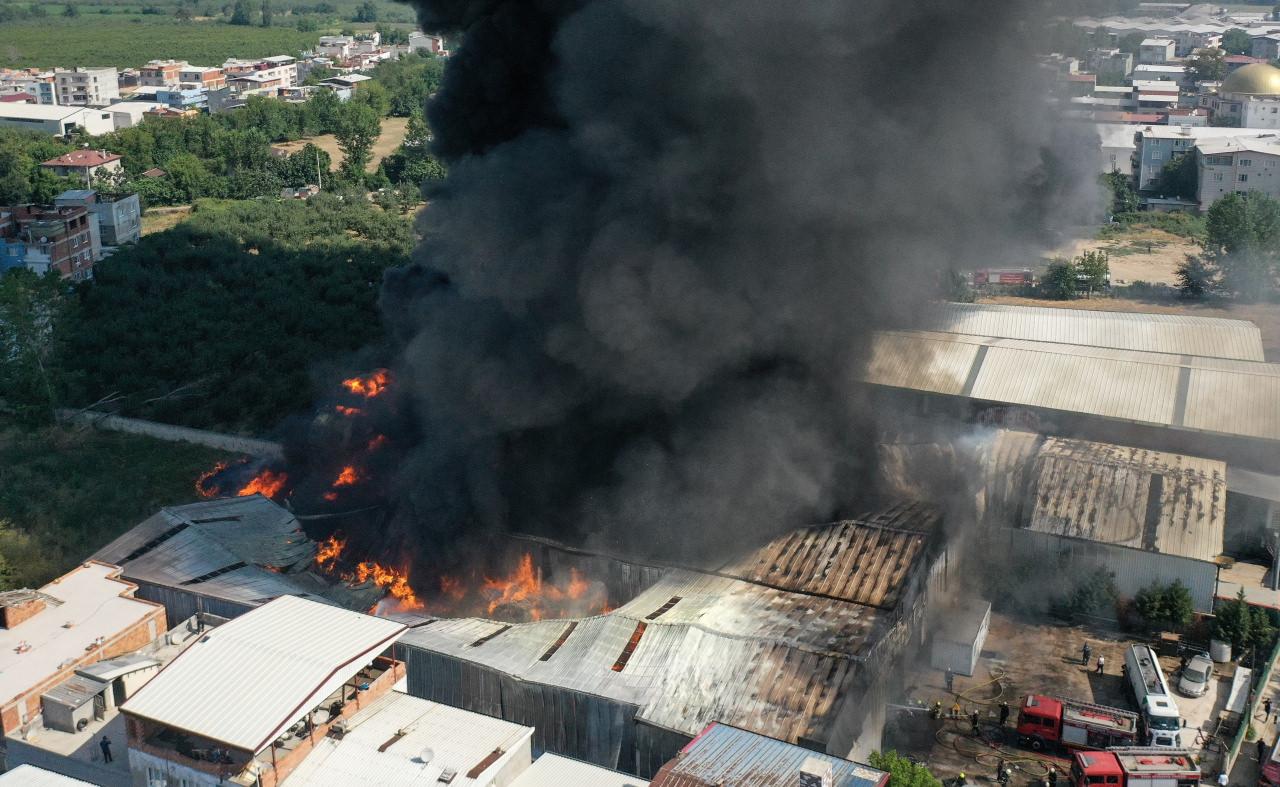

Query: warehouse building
401 504 944 777
91 496 380 623
862 303 1280 470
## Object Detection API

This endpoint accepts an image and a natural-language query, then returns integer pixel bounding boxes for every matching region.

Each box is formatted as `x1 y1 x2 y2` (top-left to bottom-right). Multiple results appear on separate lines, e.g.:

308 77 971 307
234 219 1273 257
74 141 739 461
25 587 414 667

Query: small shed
930 599 992 677
40 674 111 733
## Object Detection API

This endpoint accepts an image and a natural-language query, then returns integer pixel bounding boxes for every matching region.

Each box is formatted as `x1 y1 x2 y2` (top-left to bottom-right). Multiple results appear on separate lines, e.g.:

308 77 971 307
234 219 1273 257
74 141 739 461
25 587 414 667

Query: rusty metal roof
717 504 934 609
649 722 887 787
1024 437 1226 562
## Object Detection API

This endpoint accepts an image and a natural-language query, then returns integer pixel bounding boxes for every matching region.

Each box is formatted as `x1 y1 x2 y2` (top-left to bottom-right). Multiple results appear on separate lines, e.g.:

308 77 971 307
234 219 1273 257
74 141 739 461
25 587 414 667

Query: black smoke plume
356 0 1099 570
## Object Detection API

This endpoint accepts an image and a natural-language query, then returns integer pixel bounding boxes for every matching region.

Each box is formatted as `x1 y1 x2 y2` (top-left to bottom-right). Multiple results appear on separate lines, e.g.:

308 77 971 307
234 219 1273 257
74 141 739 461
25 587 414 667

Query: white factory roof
513 754 648 787
1141 37 1176 45
0 765 96 786
0 103 91 120
108 101 166 114
121 595 405 753
1133 79 1181 91
1134 64 1187 74
0 562 162 711
282 690 533 786
863 328 1280 442
1137 124 1279 141
1137 93 1180 103
918 302 1266 360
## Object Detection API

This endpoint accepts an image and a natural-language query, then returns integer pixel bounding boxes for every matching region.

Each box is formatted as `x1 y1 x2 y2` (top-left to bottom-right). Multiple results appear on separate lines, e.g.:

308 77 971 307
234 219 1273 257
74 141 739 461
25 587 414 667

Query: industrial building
0 562 166 738
91 496 381 623
400 504 943 777
0 765 96 786
120 595 406 787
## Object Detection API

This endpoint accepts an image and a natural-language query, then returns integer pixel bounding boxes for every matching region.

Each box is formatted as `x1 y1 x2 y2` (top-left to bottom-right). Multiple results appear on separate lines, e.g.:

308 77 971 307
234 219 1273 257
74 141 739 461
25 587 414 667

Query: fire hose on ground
920 666 1069 782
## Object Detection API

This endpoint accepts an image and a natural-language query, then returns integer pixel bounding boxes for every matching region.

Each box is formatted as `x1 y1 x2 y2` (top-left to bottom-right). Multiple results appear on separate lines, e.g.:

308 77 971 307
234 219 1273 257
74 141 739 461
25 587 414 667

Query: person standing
946 667 955 692
1082 642 1092 666
1096 655 1106 674
999 700 1011 726
996 758 1006 781
1266 698 1273 722
971 709 981 736
1049 766 1059 787
99 735 113 764
1259 737 1269 762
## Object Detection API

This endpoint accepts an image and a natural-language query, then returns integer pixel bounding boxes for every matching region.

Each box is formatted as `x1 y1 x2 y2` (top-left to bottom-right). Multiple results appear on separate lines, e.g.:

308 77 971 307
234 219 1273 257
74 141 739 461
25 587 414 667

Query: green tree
355 81 391 117
1135 580 1193 631
260 0 272 26
1250 605 1277 653
1188 47 1227 83
1177 255 1216 299
62 3 78 17
1204 191 1280 295
333 101 381 183
175 6 193 22
1103 170 1140 215
1154 151 1198 200
1222 28 1252 55
166 153 216 201
1214 588 1253 653
1076 249 1110 291
1118 32 1146 55
296 16 317 32
229 0 252 25
1041 260 1077 300
869 751 942 787
303 64 336 86
0 269 65 424
353 0 376 22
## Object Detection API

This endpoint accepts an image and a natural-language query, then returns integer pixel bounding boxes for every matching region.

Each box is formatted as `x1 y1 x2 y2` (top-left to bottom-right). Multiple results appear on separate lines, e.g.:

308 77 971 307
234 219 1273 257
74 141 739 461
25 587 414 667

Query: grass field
0 419 231 589
273 114 408 172
0 18 323 68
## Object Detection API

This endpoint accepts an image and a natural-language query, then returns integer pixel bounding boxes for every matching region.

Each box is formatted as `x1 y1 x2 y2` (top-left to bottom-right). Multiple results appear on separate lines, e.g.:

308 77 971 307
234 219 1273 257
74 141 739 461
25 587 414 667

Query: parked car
1177 654 1213 697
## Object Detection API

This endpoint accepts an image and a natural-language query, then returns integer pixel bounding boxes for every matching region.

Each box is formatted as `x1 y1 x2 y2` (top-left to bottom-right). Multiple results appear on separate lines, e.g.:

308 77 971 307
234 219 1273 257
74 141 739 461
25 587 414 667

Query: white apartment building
1139 38 1177 64
408 31 449 56
1197 134 1280 208
221 56 297 91
53 68 119 107
1131 124 1280 190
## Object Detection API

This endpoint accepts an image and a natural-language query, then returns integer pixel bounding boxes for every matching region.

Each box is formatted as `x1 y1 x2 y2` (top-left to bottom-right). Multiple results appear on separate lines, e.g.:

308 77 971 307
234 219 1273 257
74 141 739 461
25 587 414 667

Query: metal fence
1226 636 1280 774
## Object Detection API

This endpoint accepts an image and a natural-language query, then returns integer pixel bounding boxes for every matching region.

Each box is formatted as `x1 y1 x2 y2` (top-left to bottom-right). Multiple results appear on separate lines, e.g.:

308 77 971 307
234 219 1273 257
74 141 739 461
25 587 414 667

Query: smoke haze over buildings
370 0 1101 567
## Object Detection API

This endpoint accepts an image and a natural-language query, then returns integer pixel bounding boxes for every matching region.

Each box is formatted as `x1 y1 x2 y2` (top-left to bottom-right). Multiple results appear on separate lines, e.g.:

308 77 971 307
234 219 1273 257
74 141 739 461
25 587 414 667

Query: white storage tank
930 599 992 677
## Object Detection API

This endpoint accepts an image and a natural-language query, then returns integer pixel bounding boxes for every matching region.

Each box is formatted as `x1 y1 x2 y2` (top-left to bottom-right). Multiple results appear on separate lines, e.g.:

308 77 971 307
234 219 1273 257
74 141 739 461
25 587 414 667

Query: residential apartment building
178 65 225 90
1253 34 1280 61
316 35 354 59
1197 134 1280 207
1131 124 1280 190
0 203 101 280
222 55 297 91
138 60 184 87
156 86 208 111
1204 63 1280 129
1139 38 1176 64
408 31 450 56
53 67 119 106
55 189 141 246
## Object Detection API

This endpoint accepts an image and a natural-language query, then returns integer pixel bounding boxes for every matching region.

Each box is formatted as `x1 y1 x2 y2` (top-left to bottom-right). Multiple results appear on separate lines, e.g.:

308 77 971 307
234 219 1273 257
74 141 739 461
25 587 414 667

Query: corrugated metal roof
42 674 110 709
649 723 886 787
717 505 932 609
402 510 933 747
121 595 406 753
76 653 159 682
513 754 649 787
921 303 1266 361
862 330 1280 442
282 690 533 786
91 496 378 612
1025 437 1226 562
0 765 96 786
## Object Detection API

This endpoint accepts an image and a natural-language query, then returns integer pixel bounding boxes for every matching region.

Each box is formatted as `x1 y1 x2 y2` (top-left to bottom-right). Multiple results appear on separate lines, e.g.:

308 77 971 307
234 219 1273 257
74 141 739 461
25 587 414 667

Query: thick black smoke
372 0 1099 568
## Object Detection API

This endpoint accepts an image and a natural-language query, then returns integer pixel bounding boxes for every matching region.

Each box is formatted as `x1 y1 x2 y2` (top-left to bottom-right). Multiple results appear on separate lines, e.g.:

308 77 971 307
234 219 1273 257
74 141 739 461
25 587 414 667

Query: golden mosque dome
1220 63 1280 97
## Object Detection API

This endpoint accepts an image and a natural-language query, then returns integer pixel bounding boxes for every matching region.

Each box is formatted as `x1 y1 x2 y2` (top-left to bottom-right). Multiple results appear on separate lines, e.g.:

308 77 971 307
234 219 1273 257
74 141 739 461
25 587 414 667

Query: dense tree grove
1203 191 1280 295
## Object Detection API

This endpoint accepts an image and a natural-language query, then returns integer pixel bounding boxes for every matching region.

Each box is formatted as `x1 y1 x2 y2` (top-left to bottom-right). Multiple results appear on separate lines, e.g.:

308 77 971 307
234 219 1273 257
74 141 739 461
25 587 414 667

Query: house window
1216 173 1224 181
1152 151 1163 160
1241 174 1249 182
1242 159 1253 167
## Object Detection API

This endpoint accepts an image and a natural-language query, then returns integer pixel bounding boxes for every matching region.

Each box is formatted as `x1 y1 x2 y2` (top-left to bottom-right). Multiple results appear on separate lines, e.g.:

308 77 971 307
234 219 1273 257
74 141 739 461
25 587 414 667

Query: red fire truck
1260 736 1280 787
1016 694 1140 752
1070 748 1200 787
971 268 1035 286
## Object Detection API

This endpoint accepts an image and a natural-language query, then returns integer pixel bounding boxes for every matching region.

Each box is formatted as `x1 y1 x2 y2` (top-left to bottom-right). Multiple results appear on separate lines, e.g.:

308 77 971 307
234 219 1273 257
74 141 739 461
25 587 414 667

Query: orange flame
315 534 346 569
333 466 361 487
195 463 228 498
335 405 363 417
348 561 423 610
323 491 339 502
480 555 592 622
238 469 288 499
439 575 466 601
341 369 391 399
366 434 388 452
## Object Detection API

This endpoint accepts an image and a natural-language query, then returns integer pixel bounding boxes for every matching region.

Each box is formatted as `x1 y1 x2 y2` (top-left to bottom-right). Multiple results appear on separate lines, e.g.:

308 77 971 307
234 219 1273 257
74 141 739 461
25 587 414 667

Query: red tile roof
1067 73 1097 82
0 93 33 103
41 150 122 168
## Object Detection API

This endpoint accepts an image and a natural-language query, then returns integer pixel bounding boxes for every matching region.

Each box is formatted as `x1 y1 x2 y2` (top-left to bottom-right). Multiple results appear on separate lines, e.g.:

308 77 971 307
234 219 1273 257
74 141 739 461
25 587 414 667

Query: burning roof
399 505 939 768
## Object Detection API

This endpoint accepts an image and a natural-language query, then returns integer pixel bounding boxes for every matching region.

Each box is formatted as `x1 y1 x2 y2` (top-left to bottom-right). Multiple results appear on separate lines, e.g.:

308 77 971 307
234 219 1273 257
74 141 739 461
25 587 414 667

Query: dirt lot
1051 229 1197 287
979 296 1280 362
887 612 1237 785
272 115 409 173
140 205 192 236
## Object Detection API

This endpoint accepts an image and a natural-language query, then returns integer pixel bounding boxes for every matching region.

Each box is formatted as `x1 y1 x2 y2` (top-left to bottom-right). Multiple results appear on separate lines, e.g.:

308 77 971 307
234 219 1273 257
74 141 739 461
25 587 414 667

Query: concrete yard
886 611 1239 785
